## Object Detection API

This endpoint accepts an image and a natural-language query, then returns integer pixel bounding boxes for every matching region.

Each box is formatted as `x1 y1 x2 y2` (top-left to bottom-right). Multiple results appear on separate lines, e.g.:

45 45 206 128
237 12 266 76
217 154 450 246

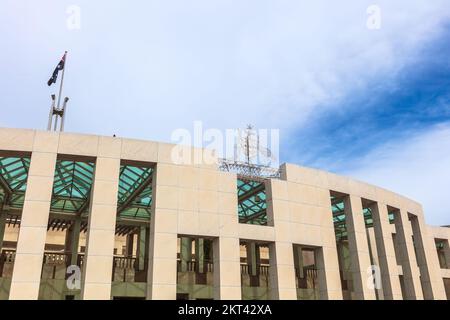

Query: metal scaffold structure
218 125 279 225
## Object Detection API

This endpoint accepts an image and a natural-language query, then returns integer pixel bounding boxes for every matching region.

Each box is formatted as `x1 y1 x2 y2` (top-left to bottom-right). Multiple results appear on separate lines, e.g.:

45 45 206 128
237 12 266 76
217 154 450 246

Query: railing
43 252 71 265
295 266 318 289
41 252 76 280
240 264 270 288
177 261 272 275
176 260 214 273
112 256 148 282
0 251 150 283
240 264 270 276
112 256 137 282
114 256 137 269
176 260 214 286
0 250 84 280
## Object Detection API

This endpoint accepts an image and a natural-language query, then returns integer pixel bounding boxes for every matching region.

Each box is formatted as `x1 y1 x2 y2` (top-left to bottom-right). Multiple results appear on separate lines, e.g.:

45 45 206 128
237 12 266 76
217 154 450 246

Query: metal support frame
219 159 280 179
237 177 267 224
48 95 69 132
117 174 153 214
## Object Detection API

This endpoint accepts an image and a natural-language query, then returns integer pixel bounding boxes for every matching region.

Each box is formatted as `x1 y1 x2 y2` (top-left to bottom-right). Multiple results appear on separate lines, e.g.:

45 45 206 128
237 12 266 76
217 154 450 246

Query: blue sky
287 25 450 170
1 1 449 225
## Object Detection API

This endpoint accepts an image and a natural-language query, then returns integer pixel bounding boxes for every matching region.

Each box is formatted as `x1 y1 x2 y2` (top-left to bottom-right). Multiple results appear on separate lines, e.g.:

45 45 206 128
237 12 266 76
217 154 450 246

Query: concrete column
393 209 423 299
409 214 447 300
180 237 192 272
371 203 402 300
9 151 57 300
443 241 450 269
146 163 178 300
316 246 343 299
268 242 297 300
366 227 384 299
315 199 343 300
336 242 348 281
344 195 376 300
246 241 259 276
137 226 147 271
213 237 241 299
126 233 134 257
293 245 304 278
81 157 120 300
65 218 81 266
195 238 205 274
0 209 6 251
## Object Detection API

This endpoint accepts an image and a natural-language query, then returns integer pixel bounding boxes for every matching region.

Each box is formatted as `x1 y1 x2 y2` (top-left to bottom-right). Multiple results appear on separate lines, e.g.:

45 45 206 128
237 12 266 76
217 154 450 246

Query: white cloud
139 0 450 135
343 123 450 226
2 1 449 140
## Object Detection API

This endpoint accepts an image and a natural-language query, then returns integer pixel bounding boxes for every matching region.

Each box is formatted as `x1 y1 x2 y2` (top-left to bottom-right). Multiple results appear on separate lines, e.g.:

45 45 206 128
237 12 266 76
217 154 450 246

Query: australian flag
47 52 66 86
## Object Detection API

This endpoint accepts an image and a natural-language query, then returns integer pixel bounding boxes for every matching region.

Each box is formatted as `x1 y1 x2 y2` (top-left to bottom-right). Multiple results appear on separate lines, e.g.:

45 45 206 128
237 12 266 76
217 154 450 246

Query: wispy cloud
284 23 450 171
1 1 449 140
343 122 450 226
281 21 450 225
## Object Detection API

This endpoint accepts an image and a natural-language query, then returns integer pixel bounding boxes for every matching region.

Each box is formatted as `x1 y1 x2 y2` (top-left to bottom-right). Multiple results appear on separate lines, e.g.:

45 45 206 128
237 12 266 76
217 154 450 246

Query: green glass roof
388 212 395 224
331 199 375 239
331 198 347 240
0 157 30 209
51 160 95 213
363 207 373 227
332 196 396 240
117 165 153 220
1 157 154 222
237 178 267 225
364 205 394 226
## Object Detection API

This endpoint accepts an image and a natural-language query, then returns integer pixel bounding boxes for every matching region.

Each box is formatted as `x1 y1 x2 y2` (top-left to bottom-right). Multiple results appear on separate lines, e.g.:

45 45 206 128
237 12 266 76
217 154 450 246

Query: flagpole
53 51 67 131
56 51 68 110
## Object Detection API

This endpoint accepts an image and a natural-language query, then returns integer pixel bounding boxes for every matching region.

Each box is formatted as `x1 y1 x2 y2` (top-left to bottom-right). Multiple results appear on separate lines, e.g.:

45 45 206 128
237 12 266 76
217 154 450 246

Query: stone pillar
293 245 304 278
9 147 57 299
246 241 259 277
213 237 241 299
370 202 402 300
64 218 81 266
180 237 192 272
126 233 134 257
146 163 178 300
0 208 6 251
336 242 349 281
81 157 121 300
268 242 297 300
393 209 423 299
366 226 384 299
212 171 241 299
344 195 376 300
195 238 205 274
265 179 299 300
409 214 447 300
137 226 147 271
443 240 450 269
316 246 343 299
